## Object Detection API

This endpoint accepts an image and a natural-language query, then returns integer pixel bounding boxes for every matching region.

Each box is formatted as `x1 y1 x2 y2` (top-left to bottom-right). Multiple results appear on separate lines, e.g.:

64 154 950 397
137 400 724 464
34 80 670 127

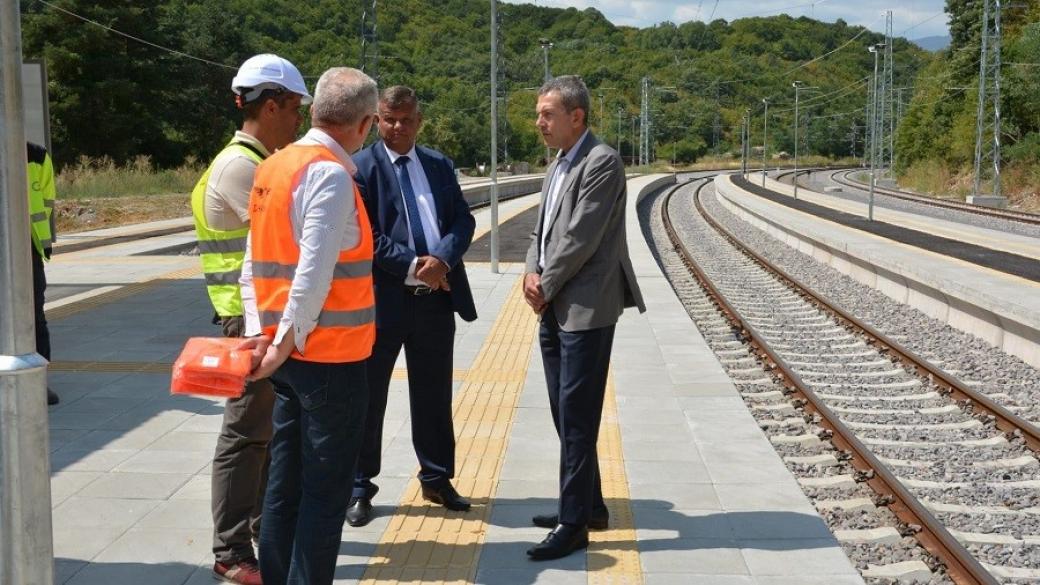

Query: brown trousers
211 315 274 564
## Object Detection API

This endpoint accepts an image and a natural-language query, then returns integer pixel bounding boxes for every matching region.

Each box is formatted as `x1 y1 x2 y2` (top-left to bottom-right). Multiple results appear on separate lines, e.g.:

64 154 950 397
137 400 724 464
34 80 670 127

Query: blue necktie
394 156 429 257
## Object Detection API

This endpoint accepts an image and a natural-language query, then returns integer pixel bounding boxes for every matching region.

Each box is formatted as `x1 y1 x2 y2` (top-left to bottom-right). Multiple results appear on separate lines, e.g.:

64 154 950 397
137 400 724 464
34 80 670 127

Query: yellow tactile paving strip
360 277 643 584
360 276 538 583
588 374 643 584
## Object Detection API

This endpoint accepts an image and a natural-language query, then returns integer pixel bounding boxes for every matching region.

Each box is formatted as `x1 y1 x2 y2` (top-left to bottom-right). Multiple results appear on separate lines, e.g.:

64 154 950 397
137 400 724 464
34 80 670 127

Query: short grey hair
311 67 378 127
538 75 590 125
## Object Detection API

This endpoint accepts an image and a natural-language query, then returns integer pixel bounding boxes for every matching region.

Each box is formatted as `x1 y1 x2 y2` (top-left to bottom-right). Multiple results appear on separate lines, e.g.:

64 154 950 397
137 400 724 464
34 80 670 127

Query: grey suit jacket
525 132 646 332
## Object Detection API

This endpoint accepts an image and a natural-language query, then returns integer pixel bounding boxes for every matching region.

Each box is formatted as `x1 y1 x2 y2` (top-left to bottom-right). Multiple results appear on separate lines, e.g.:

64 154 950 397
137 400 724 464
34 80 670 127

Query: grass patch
57 155 203 199
898 159 1040 212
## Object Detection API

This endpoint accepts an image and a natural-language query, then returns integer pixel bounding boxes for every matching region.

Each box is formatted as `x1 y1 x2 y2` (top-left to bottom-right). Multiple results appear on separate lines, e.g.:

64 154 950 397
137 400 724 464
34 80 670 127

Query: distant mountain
912 35 951 51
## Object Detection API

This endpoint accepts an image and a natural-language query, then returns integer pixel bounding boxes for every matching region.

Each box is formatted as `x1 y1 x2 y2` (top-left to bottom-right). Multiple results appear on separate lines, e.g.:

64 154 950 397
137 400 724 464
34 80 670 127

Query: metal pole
1 1 56 583
489 0 499 273
868 44 882 221
793 82 801 199
762 98 768 187
992 0 1002 198
740 115 747 175
616 106 622 155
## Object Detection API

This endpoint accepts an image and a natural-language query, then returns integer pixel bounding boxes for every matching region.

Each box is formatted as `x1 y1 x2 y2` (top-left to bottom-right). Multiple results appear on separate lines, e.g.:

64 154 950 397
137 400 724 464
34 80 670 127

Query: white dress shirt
539 129 589 270
241 128 362 355
382 143 444 285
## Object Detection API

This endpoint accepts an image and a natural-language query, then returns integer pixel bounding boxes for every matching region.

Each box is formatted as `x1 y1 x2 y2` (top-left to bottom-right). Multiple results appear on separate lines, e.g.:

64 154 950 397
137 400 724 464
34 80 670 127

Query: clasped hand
416 256 451 291
523 273 546 314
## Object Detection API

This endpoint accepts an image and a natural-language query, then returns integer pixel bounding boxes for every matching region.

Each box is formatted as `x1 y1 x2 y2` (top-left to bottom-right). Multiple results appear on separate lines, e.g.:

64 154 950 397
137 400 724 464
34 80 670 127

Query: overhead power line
33 0 238 71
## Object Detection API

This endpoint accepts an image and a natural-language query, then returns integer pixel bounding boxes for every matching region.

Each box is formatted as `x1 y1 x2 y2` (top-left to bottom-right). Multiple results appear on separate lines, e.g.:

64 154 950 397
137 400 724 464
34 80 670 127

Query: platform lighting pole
1 0 56 583
792 81 804 199
616 106 623 155
868 43 885 221
740 113 747 175
596 88 615 135
761 98 769 186
489 0 499 273
539 38 553 83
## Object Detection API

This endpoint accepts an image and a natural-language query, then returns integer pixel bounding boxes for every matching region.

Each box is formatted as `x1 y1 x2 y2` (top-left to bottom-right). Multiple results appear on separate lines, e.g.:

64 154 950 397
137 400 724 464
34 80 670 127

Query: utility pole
712 85 721 158
489 0 499 273
878 10 893 174
761 98 769 186
616 106 623 156
539 38 553 82
868 43 885 220
631 117 637 164
1 0 56 583
972 0 1003 200
792 81 805 198
360 0 378 81
740 113 747 175
640 77 650 166
885 11 895 172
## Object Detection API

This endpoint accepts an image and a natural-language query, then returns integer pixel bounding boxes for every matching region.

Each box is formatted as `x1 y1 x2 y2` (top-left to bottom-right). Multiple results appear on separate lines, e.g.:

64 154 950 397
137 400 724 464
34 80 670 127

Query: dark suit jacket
352 140 477 327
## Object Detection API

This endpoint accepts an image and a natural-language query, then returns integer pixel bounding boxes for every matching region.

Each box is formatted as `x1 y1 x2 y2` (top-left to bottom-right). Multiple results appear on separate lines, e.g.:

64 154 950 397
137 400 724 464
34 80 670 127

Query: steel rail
829 169 1040 225
661 176 1001 585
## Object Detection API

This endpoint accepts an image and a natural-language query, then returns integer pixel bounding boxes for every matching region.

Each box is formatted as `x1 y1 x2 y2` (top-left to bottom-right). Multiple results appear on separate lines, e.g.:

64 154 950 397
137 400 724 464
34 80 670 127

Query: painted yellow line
361 276 538 583
588 373 643 584
45 265 201 321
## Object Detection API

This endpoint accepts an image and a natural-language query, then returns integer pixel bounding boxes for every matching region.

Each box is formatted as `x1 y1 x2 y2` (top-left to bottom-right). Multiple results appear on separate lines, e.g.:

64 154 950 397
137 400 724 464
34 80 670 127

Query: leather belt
404 284 435 296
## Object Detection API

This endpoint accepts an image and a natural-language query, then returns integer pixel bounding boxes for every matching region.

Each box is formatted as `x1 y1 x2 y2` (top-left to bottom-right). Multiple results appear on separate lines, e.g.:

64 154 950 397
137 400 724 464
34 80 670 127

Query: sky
501 0 951 40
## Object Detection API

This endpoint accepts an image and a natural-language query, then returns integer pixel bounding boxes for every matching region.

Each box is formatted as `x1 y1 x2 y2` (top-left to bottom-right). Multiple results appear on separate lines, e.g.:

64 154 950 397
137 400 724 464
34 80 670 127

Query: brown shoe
213 557 263 585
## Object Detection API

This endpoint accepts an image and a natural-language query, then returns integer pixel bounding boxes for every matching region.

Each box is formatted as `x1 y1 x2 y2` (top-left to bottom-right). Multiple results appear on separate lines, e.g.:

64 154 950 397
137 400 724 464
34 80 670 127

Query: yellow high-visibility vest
190 141 264 317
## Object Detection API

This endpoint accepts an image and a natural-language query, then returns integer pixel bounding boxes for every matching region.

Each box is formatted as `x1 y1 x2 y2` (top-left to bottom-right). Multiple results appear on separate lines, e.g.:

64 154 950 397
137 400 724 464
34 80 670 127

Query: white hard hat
231 54 312 105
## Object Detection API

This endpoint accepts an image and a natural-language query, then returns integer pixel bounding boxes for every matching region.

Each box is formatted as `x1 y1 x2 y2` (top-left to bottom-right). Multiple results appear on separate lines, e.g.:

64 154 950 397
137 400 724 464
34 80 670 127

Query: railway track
826 170 1040 226
655 176 1040 584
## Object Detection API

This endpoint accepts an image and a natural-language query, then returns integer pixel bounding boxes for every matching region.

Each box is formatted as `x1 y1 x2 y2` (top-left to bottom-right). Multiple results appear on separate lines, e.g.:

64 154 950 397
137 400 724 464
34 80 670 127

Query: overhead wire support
489 0 499 273
883 10 895 173
360 0 378 81
972 0 1004 200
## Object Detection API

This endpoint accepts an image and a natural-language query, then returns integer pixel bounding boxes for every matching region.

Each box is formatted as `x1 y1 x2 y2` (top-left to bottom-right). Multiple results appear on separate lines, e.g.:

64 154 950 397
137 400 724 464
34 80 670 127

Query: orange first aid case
171 337 252 398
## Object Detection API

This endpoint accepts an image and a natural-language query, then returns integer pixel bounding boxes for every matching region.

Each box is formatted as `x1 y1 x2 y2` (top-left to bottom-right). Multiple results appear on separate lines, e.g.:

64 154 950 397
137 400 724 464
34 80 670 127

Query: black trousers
539 309 616 526
31 246 50 361
352 291 457 499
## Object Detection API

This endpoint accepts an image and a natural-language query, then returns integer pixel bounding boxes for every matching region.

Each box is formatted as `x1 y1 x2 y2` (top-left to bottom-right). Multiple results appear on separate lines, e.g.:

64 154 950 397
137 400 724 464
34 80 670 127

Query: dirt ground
55 194 190 234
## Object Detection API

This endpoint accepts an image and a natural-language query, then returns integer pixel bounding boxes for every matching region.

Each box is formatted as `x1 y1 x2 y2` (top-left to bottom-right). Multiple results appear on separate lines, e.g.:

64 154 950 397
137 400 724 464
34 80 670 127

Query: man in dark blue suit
346 86 477 527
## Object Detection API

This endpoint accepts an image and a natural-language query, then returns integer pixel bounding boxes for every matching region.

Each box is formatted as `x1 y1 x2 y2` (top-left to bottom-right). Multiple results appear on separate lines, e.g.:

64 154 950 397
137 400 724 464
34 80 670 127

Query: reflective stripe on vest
27 143 55 259
249 143 375 364
191 141 264 317
251 259 373 280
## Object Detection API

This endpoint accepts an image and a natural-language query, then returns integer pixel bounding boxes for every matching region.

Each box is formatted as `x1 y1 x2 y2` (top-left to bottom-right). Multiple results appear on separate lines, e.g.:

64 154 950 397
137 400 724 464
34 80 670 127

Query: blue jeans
258 357 368 585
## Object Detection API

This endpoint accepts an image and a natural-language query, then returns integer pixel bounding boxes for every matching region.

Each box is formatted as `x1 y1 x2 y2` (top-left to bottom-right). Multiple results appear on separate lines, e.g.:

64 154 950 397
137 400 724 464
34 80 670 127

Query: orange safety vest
249 143 375 363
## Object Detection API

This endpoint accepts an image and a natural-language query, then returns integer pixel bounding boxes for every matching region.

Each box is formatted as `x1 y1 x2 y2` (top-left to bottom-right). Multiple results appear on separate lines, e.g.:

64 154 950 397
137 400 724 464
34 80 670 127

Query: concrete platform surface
32 175 860 584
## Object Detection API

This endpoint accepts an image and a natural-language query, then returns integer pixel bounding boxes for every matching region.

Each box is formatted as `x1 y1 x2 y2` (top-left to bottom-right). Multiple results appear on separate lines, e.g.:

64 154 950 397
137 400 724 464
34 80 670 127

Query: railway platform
40 175 862 584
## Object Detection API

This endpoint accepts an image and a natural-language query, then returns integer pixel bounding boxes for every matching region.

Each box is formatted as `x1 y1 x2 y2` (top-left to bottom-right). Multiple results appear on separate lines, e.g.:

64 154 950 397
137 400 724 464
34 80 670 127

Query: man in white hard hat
190 53 310 585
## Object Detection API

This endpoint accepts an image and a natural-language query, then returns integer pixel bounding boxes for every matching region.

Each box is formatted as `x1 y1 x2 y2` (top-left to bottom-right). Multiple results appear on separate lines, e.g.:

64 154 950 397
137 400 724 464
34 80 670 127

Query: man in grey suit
523 75 646 561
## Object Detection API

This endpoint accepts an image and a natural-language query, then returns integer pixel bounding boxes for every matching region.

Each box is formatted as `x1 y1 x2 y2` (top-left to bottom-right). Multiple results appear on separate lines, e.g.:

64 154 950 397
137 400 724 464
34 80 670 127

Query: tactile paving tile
360 277 538 584
588 374 644 584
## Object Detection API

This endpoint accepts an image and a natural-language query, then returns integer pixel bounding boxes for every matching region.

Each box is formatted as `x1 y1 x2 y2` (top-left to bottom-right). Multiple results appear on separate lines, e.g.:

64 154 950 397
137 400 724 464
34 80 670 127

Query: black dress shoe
47 388 59 406
532 512 608 530
420 482 471 511
527 524 589 560
346 496 373 527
